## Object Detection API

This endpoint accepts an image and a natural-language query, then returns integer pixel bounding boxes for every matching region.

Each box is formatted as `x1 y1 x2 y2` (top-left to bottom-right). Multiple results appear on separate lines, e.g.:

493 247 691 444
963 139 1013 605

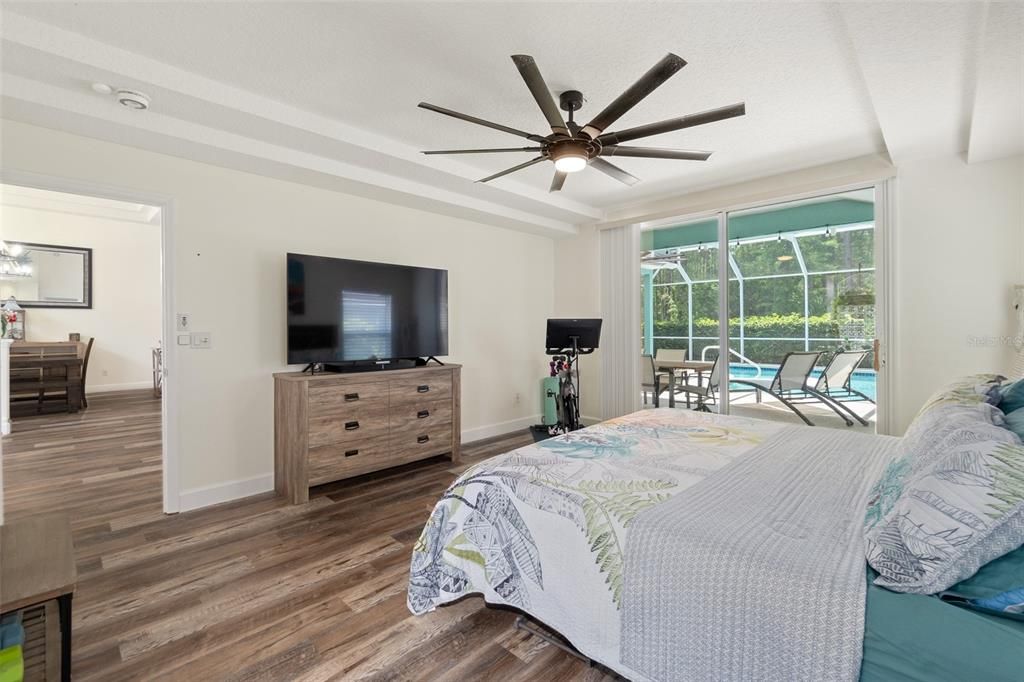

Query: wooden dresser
273 364 461 503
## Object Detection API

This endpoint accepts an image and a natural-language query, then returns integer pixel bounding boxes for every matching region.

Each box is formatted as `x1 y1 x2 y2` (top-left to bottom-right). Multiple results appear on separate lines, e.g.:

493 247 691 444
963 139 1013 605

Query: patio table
656 359 714 408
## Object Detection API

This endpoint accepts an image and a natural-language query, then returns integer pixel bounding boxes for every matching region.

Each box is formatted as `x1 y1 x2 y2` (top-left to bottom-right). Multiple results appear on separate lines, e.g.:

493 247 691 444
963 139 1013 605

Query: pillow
864 374 1008 537
947 540 1024 599
938 543 1024 620
866 419 1024 594
1002 406 1024 441
999 379 1024 414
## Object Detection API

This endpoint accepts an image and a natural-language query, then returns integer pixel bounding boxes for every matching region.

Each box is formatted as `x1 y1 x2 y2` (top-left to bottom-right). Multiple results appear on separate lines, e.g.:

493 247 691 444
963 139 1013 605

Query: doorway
0 177 177 522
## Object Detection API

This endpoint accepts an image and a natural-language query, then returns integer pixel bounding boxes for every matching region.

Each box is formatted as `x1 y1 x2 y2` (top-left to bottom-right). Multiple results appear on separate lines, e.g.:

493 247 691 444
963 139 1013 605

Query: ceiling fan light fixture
553 151 588 173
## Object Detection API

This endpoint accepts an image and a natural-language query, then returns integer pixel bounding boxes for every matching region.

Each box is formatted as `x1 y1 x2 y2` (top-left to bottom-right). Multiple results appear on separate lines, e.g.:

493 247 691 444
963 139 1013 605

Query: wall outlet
190 332 212 349
176 313 191 331
514 392 521 405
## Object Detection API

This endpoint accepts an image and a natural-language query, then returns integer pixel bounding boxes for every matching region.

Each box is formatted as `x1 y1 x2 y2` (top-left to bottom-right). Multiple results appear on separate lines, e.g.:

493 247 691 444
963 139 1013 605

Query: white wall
1 120 555 500
891 154 1024 432
0 206 161 392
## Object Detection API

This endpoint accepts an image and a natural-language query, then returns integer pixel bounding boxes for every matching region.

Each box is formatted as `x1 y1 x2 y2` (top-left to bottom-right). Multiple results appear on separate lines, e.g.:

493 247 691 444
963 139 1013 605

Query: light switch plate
176 334 191 346
176 313 191 331
190 332 212 349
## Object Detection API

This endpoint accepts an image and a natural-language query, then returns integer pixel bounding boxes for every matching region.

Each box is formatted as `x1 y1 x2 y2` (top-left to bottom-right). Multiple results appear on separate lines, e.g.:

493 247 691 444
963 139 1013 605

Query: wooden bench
1 514 77 682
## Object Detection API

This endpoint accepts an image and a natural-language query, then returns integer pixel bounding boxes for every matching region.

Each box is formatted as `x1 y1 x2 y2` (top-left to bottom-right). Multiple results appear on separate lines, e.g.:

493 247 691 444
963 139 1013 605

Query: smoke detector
116 89 150 111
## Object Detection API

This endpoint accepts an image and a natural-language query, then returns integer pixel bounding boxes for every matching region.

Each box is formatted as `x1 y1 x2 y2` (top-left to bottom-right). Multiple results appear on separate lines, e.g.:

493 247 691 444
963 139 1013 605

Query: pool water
728 363 877 400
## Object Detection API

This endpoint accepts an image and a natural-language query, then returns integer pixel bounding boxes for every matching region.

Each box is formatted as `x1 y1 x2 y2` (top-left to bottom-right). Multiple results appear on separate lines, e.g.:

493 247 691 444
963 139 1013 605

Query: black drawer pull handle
344 449 359 457
344 393 360 402
417 435 430 444
344 421 360 431
416 385 430 393
417 410 430 419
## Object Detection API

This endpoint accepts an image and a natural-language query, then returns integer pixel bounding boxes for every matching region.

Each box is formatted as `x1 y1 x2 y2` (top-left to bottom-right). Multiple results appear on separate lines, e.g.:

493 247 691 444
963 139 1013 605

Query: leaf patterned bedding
407 408 784 678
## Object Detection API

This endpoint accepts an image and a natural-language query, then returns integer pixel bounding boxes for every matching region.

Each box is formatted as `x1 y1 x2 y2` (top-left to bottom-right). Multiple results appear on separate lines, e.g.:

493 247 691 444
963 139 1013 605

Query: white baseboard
462 414 542 444
88 381 152 394
581 415 602 426
178 473 274 512
176 414 608 513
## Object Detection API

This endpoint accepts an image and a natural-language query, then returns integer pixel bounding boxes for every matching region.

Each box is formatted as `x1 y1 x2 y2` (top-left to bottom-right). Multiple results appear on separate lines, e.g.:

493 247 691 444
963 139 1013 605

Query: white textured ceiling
1 2 1020 236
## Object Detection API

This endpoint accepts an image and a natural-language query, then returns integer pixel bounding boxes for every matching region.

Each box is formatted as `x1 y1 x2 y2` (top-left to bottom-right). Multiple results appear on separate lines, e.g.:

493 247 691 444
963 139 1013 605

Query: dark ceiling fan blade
511 55 569 137
596 102 746 146
550 170 567 192
579 53 687 140
590 158 640 186
422 147 543 155
602 146 712 161
477 156 547 183
418 102 547 142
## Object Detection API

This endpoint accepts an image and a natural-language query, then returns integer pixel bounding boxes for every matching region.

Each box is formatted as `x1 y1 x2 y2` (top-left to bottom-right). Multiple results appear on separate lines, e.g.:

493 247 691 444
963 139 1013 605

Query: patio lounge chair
807 349 874 426
729 351 855 427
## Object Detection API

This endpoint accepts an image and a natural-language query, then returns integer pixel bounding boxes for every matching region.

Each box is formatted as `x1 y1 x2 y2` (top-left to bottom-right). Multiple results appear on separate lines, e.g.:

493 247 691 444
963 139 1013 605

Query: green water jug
541 377 559 426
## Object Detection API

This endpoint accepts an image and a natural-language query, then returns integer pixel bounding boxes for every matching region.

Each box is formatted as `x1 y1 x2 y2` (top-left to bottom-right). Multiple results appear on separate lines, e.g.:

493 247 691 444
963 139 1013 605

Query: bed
407 406 1024 681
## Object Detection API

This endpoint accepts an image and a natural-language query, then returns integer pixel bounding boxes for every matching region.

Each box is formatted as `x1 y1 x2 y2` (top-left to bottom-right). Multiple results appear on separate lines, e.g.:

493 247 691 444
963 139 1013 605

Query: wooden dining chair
81 337 95 409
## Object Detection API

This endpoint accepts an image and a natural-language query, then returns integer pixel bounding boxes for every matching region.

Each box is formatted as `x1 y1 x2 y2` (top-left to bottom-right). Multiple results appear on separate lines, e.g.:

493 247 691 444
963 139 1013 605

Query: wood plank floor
2 391 616 681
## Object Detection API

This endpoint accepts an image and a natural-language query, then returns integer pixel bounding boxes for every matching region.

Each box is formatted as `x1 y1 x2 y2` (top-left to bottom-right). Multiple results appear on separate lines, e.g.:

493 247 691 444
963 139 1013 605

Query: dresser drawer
308 412 389 448
390 398 452 438
308 382 388 419
308 438 387 485
391 425 453 459
389 374 452 406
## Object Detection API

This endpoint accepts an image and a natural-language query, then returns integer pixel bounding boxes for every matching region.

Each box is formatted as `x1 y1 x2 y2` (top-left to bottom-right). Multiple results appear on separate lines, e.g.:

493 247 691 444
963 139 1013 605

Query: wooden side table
1 514 77 682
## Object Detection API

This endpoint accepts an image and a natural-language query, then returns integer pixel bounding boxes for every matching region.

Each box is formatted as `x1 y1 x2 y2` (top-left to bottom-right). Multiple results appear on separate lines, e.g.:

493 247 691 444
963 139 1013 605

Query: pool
728 363 877 400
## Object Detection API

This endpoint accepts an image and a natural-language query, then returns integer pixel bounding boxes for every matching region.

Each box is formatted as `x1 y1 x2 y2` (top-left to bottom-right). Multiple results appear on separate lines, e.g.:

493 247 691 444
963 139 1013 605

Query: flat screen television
286 253 448 365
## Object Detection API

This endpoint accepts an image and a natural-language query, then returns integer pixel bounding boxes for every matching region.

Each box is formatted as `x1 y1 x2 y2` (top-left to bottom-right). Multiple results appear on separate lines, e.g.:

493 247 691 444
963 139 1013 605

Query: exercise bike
541 319 601 435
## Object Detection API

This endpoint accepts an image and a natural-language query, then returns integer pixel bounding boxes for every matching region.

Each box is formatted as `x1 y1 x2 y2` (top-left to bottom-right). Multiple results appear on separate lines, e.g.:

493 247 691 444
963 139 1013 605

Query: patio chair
729 351 855 427
808 349 873 426
640 354 671 407
672 354 722 412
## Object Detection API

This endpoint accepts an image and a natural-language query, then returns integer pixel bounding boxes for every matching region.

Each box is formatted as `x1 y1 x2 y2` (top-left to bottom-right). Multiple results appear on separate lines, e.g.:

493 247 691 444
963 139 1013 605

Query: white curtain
600 224 641 419
1012 285 1024 379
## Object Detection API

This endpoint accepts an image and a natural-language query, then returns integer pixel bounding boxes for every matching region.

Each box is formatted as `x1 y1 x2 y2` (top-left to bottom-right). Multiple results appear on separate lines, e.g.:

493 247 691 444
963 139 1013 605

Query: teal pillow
939 543 1024 620
1003 407 1024 441
998 379 1024 413
950 542 1024 600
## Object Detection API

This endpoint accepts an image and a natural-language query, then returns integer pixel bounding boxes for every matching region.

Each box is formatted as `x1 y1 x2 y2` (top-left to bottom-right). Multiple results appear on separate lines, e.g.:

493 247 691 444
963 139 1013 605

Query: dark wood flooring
3 391 614 681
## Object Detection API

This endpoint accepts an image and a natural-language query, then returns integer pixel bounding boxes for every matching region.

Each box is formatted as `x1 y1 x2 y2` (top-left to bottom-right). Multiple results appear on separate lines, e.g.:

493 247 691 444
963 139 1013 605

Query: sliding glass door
641 186 880 429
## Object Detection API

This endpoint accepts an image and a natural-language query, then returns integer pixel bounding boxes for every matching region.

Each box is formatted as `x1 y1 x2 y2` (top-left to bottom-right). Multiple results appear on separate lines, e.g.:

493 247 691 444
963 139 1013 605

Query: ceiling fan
419 53 745 192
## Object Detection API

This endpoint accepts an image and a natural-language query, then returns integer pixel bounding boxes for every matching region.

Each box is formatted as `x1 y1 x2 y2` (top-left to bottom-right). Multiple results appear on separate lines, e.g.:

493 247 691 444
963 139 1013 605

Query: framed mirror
0 241 93 308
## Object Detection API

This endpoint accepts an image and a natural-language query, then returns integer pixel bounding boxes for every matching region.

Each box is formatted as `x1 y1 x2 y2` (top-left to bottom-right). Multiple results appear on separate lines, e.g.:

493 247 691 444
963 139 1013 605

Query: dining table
655 359 715 408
